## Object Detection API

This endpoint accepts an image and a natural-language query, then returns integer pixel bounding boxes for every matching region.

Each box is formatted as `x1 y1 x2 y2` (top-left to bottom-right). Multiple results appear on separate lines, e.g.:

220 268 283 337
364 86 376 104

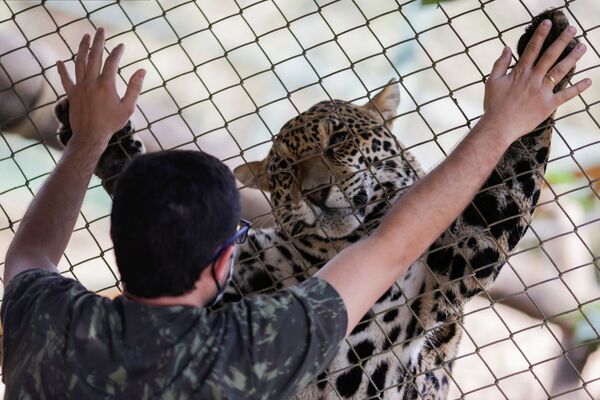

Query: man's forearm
4 28 144 284
372 117 511 267
4 141 105 282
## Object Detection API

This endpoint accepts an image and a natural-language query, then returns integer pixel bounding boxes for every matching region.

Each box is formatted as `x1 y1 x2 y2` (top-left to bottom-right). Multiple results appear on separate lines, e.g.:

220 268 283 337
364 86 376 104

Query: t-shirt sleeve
1 268 89 368
221 276 348 399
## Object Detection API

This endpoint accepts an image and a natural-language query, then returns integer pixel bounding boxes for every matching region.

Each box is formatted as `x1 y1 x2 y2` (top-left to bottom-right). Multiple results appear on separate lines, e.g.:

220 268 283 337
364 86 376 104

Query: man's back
1 269 347 399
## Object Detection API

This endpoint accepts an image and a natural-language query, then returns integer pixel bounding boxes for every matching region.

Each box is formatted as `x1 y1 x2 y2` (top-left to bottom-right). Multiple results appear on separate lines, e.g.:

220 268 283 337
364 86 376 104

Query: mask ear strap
207 246 236 307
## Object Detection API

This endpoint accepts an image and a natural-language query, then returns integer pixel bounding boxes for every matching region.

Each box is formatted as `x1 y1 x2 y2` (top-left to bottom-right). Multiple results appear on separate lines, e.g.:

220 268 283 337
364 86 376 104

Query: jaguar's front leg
424 8 578 318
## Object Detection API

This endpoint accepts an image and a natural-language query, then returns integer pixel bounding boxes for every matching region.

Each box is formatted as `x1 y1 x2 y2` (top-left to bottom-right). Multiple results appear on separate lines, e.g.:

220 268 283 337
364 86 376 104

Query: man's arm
316 20 592 335
3 28 145 284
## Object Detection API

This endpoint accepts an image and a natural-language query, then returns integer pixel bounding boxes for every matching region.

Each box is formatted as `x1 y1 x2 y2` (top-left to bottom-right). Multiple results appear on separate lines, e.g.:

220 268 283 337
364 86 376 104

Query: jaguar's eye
329 131 348 147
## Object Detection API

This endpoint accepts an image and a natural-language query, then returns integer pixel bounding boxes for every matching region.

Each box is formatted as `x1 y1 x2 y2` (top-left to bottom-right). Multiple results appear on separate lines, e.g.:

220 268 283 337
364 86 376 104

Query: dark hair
111 150 240 298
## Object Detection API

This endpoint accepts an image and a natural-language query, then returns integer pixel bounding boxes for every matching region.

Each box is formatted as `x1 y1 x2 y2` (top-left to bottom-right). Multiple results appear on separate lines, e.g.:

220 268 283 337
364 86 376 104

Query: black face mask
207 250 235 307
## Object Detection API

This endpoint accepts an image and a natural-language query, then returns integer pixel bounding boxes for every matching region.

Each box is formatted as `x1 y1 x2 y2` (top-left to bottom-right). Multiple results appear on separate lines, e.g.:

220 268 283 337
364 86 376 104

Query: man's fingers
74 34 90 83
489 46 512 80
86 27 105 79
554 78 592 107
101 43 124 84
519 19 552 69
545 42 587 88
122 69 146 112
57 61 75 96
535 25 577 75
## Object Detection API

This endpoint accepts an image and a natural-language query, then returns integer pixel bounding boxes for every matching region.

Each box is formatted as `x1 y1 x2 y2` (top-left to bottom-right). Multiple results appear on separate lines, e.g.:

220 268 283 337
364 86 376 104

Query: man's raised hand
482 20 591 144
56 28 146 149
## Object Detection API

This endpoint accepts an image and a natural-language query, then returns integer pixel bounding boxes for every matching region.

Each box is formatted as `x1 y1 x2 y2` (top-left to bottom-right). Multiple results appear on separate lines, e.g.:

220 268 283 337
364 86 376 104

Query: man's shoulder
4 267 61 291
291 276 345 299
283 276 347 319
208 277 348 398
230 276 347 319
224 276 347 347
1 268 92 325
3 267 83 299
3 268 61 307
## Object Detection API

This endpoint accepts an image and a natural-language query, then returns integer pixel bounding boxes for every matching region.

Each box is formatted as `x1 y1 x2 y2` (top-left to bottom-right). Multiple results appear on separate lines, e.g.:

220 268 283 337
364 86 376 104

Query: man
1 22 590 399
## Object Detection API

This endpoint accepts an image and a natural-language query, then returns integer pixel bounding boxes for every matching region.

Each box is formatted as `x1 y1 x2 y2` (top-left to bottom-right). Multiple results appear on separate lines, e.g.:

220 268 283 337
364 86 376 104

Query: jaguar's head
235 81 422 240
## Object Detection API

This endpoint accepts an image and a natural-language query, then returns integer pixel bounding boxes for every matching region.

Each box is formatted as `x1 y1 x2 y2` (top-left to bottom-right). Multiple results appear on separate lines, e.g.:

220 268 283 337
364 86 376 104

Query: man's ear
234 159 269 192
363 79 400 128
215 245 235 280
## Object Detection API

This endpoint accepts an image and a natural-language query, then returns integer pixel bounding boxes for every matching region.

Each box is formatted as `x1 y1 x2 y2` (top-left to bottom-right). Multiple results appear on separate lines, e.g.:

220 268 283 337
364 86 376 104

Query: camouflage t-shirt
1 268 347 399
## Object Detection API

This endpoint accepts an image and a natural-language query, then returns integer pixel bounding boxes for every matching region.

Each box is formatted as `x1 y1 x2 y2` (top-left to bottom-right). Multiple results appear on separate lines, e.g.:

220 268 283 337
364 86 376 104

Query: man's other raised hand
482 20 591 145
56 28 146 150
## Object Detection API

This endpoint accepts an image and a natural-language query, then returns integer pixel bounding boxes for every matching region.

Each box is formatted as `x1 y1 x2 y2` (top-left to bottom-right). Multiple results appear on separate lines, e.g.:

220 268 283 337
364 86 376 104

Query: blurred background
0 0 599 398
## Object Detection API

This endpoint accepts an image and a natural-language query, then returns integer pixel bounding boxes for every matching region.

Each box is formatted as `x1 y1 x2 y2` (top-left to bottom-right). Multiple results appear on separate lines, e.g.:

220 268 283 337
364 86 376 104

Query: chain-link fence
1 0 599 399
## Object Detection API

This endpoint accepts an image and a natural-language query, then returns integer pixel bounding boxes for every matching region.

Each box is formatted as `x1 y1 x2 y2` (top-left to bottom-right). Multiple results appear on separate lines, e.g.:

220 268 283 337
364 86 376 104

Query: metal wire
1 0 599 398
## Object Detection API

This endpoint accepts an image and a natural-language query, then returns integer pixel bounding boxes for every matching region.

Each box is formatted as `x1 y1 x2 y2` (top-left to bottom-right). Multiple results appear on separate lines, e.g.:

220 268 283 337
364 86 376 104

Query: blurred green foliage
546 171 600 212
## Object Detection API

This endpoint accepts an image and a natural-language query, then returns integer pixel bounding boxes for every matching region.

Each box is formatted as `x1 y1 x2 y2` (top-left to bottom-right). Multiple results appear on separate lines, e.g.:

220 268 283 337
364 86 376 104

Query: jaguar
224 9 576 399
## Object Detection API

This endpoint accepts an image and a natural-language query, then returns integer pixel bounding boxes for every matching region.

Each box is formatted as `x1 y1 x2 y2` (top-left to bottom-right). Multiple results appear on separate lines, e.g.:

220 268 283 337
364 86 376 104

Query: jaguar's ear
234 159 270 192
363 79 400 128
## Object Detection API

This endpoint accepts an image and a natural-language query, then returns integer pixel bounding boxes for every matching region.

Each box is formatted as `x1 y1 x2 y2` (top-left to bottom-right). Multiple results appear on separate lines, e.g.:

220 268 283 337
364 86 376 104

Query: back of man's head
111 150 241 298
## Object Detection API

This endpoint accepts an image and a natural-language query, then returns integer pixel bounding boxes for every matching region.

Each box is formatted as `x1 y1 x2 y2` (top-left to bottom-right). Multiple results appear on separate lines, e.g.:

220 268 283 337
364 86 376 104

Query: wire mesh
1 0 599 399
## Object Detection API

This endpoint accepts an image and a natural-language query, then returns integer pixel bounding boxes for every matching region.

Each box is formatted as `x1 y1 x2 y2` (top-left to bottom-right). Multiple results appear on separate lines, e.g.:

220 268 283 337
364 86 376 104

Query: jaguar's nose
305 186 331 208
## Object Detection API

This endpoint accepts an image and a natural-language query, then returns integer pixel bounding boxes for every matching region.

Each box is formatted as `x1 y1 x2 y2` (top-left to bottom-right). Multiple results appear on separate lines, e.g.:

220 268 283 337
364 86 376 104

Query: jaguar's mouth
289 220 305 237
285 207 365 238
314 204 367 220
314 206 367 238
282 195 370 239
